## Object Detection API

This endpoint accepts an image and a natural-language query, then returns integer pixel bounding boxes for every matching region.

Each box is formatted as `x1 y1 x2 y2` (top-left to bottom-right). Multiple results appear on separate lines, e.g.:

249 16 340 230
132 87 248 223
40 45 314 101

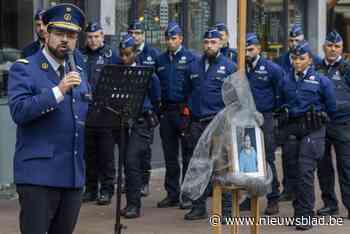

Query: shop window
187 0 213 52
248 0 306 59
328 0 350 59
0 0 32 98
135 0 182 51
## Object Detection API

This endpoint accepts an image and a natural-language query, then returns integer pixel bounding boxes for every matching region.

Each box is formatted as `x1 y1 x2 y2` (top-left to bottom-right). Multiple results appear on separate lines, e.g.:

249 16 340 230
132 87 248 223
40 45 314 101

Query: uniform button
75 133 78 137
74 150 78 155
75 115 78 119
72 98 76 103
51 107 54 111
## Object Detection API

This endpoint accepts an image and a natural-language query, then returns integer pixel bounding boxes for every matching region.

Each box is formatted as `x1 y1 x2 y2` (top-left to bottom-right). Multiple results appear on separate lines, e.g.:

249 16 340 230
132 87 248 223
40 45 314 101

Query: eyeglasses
51 30 78 40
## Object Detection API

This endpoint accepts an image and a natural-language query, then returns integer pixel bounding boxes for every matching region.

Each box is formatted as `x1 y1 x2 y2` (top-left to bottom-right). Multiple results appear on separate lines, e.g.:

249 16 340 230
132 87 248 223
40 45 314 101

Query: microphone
66 49 77 72
65 49 80 89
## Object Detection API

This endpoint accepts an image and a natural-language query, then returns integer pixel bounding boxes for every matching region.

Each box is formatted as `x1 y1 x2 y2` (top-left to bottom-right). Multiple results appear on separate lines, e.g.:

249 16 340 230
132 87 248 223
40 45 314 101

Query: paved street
1 148 350 234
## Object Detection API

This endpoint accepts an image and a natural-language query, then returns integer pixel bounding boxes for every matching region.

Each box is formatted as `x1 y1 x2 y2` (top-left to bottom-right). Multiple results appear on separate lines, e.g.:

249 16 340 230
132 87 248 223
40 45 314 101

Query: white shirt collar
137 43 145 53
325 56 342 66
294 66 309 80
42 48 65 74
172 45 182 56
131 62 137 67
251 55 260 69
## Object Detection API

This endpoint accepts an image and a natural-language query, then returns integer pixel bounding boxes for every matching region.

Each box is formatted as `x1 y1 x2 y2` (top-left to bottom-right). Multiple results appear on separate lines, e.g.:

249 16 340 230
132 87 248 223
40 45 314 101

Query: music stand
93 65 153 234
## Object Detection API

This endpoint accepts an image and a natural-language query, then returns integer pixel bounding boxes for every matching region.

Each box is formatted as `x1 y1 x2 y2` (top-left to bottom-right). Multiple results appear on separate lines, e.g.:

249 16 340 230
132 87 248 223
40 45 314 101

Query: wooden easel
212 185 259 234
212 1 260 234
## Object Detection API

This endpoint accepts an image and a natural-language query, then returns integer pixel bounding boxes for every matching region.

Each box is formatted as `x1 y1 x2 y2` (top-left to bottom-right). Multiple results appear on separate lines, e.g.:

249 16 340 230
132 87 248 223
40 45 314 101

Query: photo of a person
239 134 258 173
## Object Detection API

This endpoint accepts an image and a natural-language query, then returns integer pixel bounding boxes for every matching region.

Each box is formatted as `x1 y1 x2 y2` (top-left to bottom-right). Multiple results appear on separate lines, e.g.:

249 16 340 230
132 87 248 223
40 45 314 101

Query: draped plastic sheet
181 71 272 201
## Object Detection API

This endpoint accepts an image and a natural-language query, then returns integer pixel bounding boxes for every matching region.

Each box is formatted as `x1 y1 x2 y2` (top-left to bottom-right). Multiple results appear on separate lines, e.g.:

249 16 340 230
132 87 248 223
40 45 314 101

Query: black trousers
262 113 280 202
125 120 154 208
280 124 326 217
141 129 153 186
159 110 191 200
317 123 350 209
85 126 116 195
16 184 82 234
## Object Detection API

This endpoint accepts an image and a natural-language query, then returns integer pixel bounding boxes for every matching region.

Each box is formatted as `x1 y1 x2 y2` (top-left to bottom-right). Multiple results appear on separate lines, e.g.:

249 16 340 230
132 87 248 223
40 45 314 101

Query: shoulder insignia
41 62 49 70
16 59 29 64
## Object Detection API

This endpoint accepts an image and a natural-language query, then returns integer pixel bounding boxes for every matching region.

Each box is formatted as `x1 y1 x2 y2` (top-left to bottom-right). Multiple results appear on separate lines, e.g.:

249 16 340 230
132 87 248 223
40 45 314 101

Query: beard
47 43 68 60
246 55 256 65
205 49 219 59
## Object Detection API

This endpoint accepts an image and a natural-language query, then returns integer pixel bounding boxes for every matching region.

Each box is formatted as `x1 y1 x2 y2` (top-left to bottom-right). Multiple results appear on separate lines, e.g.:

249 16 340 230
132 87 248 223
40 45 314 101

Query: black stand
92 65 153 234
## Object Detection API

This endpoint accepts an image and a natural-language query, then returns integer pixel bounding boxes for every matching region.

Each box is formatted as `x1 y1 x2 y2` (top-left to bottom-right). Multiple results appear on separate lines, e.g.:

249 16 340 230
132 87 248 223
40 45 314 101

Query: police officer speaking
183 28 236 220
128 20 160 197
8 4 89 234
117 34 161 219
80 22 119 205
155 22 196 209
315 31 350 219
276 40 336 230
244 33 283 215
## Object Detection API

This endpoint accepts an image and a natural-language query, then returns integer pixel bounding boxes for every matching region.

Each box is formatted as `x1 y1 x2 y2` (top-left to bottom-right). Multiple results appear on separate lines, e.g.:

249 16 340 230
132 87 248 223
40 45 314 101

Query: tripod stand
92 65 153 234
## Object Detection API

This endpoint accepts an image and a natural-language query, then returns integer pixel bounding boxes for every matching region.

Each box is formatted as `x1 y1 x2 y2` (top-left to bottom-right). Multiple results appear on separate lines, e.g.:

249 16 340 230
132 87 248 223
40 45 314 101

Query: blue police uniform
214 22 237 63
274 26 321 199
278 41 336 229
245 33 283 209
155 22 196 205
117 34 161 218
22 9 45 57
316 31 350 217
8 4 88 234
22 40 43 58
80 21 119 203
128 20 161 191
9 50 89 188
183 29 237 220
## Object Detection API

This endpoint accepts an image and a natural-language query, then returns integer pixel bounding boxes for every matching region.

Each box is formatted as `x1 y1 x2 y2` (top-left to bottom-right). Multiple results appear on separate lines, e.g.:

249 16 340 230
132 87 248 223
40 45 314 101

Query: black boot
317 205 339 216
124 206 140 219
97 192 112 205
82 190 97 203
184 207 208 220
140 184 150 197
264 200 279 215
157 196 179 208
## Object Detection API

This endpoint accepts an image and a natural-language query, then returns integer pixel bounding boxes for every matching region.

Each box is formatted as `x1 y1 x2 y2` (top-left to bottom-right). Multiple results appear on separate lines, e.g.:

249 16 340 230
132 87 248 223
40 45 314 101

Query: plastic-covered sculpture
181 71 272 202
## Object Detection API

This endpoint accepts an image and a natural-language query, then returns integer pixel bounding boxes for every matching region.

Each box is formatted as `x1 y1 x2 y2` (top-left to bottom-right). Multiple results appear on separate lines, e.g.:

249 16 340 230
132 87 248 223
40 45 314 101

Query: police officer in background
8 4 89 233
183 28 236 220
276 40 336 230
128 20 160 196
81 22 119 205
214 22 237 63
117 34 160 218
22 9 47 57
243 33 283 215
315 31 350 219
155 22 196 209
275 25 321 202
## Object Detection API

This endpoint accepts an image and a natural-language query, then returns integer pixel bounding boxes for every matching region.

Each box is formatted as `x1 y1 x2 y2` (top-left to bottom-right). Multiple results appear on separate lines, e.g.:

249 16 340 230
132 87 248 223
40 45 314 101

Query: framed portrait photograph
231 126 266 177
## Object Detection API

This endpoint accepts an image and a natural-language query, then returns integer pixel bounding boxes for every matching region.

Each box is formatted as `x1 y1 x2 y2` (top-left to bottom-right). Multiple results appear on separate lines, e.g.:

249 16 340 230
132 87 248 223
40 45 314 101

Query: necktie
296 72 304 81
58 65 65 80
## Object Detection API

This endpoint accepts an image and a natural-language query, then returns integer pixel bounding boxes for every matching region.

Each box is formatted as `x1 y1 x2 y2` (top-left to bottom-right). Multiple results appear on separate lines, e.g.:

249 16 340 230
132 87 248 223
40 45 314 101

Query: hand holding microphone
58 49 81 94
